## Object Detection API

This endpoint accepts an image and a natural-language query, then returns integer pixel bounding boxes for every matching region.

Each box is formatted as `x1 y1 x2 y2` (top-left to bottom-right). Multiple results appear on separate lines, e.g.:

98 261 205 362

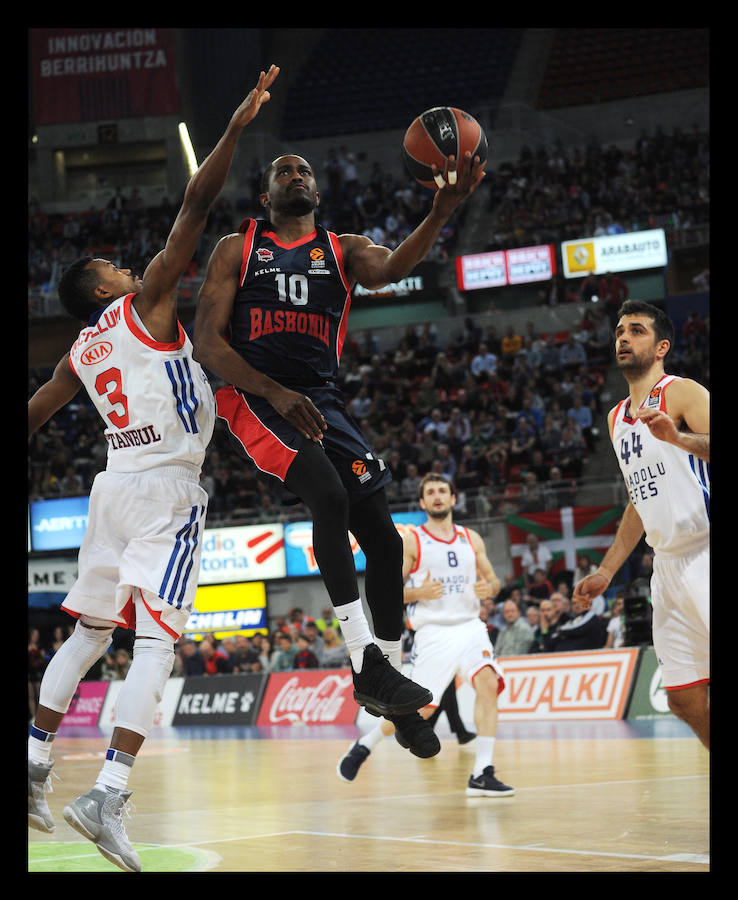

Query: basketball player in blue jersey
337 473 514 797
27 66 281 871
193 123 486 758
574 300 710 749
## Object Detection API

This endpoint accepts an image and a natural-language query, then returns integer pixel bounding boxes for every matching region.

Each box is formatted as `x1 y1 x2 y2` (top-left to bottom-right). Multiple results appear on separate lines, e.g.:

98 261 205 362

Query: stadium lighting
178 121 198 177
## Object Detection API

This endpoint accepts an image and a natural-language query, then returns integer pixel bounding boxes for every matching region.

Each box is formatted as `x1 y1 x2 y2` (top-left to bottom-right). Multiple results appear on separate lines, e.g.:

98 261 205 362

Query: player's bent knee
38 618 115 714
472 665 499 695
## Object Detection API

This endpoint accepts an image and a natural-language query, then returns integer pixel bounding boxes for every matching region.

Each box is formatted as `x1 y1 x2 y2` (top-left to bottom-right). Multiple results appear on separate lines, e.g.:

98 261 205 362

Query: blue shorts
215 383 392 502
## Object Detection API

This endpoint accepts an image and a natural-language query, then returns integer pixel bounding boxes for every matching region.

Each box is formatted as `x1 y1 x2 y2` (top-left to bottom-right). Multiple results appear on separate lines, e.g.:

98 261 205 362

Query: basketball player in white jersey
337 473 515 797
27 65 282 871
574 300 709 749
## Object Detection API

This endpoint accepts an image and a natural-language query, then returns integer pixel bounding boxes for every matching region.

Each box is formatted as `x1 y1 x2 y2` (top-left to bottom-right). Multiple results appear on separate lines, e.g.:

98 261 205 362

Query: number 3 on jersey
95 367 129 428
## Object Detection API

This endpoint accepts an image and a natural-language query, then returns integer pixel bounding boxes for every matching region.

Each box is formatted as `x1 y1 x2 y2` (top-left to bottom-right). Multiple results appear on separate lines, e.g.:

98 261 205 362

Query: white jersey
611 373 710 558
68 293 215 476
405 523 480 630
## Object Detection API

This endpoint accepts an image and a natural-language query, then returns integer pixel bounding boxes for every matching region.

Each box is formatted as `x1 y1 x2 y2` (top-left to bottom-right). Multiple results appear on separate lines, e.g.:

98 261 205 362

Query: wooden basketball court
28 718 709 873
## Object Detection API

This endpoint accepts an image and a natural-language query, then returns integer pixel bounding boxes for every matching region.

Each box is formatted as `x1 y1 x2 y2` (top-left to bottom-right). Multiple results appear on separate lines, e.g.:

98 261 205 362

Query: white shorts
651 543 710 690
409 617 505 706
62 468 208 640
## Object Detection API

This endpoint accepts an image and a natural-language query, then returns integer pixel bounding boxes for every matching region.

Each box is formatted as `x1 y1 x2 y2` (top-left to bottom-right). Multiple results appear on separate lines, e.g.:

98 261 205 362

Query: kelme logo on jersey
80 341 113 365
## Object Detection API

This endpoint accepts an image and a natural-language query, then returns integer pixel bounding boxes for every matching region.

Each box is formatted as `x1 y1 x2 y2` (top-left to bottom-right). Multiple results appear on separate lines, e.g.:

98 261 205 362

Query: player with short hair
337 473 515 798
27 65 281 871
574 299 710 748
193 123 485 757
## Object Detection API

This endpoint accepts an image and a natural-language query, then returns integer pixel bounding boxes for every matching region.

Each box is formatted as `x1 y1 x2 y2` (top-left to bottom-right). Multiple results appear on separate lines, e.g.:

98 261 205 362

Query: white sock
28 726 55 765
358 722 387 751
96 748 135 792
474 736 496 776
333 599 374 671
374 637 402 670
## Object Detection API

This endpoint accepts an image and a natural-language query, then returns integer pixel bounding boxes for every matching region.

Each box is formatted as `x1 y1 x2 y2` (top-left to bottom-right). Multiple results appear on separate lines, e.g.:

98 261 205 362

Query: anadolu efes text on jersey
405 524 481 630
229 219 352 386
68 293 215 474
610 374 709 557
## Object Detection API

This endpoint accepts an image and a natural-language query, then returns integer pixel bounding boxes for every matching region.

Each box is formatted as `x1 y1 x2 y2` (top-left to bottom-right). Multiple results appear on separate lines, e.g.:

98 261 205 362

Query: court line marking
134 829 708 867
286 830 710 866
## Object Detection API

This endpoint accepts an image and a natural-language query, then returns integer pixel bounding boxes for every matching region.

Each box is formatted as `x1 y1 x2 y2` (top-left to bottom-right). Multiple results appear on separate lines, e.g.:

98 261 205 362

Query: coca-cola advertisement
257 669 359 726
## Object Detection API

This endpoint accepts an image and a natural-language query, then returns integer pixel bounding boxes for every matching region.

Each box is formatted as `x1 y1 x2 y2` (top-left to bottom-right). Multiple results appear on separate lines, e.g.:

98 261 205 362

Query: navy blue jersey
228 218 353 387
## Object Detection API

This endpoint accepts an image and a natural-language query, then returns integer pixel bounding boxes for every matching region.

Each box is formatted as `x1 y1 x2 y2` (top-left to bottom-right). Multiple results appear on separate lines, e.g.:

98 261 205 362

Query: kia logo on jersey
80 341 113 365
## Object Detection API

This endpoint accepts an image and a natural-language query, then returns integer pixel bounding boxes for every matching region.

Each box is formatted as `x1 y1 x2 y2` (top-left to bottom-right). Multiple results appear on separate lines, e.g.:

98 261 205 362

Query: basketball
402 107 488 190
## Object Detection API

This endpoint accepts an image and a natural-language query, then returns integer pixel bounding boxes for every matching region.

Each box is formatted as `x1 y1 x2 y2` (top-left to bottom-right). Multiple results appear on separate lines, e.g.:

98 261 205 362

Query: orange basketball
402 107 488 190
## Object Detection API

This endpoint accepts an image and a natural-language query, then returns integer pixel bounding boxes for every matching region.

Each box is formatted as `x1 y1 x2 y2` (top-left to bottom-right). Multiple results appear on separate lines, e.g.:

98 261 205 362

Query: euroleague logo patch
309 246 327 272
352 459 372 484
647 385 663 408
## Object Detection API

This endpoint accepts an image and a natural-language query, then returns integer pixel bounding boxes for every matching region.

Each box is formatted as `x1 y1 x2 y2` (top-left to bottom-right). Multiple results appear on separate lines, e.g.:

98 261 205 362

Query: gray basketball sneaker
28 759 56 832
62 785 141 872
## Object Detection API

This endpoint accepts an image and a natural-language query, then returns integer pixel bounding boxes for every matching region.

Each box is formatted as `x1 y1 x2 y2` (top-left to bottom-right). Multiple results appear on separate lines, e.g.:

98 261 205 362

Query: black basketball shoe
465 766 515 797
352 644 433 717
392 711 441 758
336 741 371 782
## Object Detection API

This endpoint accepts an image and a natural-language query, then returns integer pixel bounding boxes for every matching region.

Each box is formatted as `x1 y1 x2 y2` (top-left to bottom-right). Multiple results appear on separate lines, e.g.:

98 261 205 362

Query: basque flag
506 505 624 577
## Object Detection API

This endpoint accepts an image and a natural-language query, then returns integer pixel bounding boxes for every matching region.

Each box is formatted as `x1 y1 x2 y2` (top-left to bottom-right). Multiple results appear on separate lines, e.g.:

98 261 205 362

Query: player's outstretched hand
267 384 327 442
572 571 610 610
231 64 280 129
431 151 486 216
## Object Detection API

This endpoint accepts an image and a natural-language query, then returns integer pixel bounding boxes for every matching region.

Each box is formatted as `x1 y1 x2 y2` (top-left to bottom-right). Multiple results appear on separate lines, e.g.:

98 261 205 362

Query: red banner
257 669 359 726
30 28 180 125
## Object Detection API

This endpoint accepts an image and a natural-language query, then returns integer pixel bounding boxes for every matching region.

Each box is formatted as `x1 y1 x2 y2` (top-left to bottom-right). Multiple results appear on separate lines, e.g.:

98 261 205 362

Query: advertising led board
29 496 89 552
456 244 555 291
199 524 286 584
561 229 667 278
184 581 268 637
284 511 427 577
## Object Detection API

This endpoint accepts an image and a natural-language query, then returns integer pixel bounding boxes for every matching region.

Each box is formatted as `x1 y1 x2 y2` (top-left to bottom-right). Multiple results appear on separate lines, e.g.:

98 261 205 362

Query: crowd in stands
483 123 709 263
28 287 709 525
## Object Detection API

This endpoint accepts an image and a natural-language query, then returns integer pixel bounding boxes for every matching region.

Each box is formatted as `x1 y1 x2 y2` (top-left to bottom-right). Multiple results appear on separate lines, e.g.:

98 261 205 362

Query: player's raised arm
136 66 280 322
28 354 83 438
341 151 485 291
